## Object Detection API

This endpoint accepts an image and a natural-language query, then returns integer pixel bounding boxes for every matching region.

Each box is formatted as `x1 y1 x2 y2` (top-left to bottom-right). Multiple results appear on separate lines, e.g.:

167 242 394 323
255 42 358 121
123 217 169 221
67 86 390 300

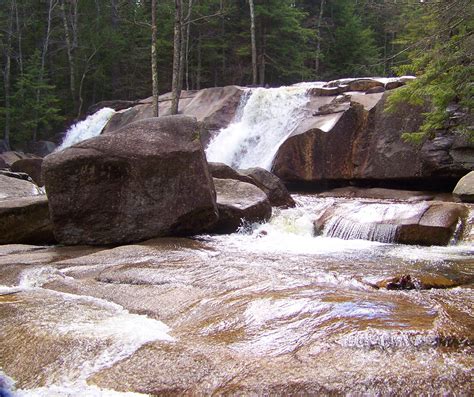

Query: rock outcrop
43 116 218 245
0 196 55 245
0 174 43 200
103 86 244 146
211 178 272 233
453 171 474 203
11 158 44 186
272 81 474 188
314 200 468 246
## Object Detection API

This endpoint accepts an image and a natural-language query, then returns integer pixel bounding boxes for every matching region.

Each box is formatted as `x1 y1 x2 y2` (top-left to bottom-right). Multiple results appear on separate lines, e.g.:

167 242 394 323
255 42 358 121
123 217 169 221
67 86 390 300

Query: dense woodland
0 0 472 149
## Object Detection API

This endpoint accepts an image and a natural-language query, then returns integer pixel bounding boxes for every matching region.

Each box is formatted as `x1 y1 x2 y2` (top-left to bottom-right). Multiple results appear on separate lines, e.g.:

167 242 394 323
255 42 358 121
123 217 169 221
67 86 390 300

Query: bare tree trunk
151 0 159 117
171 0 182 115
60 0 76 109
196 31 202 90
259 28 265 86
3 0 15 149
248 0 257 85
185 3 192 91
178 0 192 98
220 0 225 84
315 0 325 78
34 0 57 141
14 0 23 74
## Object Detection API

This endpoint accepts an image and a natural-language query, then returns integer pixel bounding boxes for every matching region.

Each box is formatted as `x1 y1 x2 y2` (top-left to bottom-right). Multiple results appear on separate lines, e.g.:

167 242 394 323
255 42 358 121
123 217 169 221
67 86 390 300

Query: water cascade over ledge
205 86 312 170
56 107 116 151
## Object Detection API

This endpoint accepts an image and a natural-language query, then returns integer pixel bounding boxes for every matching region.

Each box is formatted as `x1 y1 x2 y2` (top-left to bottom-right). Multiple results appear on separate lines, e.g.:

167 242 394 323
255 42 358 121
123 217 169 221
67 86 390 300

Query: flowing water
56 108 116 151
1 84 473 395
0 195 473 395
205 86 311 170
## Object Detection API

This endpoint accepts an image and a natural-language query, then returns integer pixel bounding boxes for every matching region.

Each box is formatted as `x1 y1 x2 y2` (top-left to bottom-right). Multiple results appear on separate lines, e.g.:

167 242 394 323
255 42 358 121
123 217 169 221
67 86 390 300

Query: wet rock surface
43 115 218 245
0 205 472 395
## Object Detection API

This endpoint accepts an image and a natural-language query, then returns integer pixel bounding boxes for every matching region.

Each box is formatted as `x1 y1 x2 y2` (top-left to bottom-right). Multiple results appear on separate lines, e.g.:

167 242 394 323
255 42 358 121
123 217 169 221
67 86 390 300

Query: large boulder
0 174 43 200
0 196 55 245
314 200 468 246
272 89 474 188
43 116 218 245
239 167 296 208
211 178 272 233
11 158 44 186
453 171 474 202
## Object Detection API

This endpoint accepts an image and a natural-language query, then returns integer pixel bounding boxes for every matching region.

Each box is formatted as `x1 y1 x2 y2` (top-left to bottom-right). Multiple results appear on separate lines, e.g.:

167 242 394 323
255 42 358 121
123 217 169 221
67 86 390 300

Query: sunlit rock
453 171 474 202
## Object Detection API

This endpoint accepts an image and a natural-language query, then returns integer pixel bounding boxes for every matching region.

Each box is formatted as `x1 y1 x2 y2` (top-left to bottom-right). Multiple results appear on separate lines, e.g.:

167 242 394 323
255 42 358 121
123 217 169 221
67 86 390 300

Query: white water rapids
56 107 116 151
205 86 311 170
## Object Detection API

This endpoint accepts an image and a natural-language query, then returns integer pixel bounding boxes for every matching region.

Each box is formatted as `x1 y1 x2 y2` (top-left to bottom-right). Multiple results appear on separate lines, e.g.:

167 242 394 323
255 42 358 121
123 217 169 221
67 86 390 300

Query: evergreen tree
386 0 473 143
9 50 63 146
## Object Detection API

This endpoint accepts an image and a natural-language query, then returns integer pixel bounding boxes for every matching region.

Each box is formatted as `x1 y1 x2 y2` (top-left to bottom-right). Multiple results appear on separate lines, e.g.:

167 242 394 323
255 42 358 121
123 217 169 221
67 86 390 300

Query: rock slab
0 196 55 245
43 116 218 245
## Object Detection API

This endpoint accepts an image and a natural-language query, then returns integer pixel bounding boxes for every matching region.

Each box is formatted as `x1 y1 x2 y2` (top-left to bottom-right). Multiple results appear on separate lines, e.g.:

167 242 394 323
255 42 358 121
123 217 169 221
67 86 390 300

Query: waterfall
320 201 431 244
56 107 116 151
205 86 310 170
324 216 399 243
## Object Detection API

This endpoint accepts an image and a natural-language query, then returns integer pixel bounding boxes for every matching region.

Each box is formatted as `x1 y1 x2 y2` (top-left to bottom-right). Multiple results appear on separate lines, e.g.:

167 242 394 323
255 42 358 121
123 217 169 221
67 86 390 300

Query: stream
1 194 473 395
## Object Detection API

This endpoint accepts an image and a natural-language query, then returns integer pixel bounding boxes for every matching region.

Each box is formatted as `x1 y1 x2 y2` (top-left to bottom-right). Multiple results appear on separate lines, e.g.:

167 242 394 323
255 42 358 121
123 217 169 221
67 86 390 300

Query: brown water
0 195 473 396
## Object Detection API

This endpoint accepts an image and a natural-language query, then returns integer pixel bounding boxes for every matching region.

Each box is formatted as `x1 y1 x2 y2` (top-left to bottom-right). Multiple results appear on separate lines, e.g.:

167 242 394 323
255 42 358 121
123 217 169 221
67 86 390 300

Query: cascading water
56 107 116 151
205 86 310 170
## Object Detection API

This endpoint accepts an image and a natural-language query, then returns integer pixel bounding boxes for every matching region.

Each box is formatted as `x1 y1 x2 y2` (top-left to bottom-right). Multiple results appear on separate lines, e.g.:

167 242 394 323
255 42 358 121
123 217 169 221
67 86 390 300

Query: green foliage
9 51 64 146
386 0 474 142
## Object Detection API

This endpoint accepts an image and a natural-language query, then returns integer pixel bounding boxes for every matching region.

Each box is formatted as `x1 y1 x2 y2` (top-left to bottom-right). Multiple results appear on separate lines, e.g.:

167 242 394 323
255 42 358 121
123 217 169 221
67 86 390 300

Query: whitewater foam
206 86 310 170
57 107 116 151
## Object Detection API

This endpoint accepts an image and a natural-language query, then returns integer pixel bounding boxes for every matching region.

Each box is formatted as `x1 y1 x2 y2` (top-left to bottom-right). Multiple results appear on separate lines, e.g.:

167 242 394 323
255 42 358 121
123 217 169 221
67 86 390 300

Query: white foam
57 107 116 151
206 86 310 170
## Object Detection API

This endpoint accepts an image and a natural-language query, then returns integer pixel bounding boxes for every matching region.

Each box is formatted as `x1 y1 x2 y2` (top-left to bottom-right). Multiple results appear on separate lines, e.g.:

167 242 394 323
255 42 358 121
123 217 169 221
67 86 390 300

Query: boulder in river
453 171 474 203
208 162 295 208
239 167 296 208
0 196 55 245
211 178 272 233
314 200 468 246
43 115 218 245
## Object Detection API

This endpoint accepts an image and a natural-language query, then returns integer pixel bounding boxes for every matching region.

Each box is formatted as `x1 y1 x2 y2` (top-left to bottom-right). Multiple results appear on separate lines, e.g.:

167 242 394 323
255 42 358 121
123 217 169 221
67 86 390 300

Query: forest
0 0 472 149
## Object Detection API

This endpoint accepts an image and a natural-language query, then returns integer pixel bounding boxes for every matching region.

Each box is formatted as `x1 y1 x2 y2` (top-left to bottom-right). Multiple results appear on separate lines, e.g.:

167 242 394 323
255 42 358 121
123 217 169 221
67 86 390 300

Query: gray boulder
211 178 272 233
239 167 296 208
453 171 474 202
0 196 55 245
43 116 218 245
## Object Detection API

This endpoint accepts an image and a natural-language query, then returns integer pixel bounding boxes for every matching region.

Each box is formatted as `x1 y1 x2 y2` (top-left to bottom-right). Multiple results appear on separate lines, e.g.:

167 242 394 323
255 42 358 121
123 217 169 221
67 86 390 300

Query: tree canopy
0 0 472 148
